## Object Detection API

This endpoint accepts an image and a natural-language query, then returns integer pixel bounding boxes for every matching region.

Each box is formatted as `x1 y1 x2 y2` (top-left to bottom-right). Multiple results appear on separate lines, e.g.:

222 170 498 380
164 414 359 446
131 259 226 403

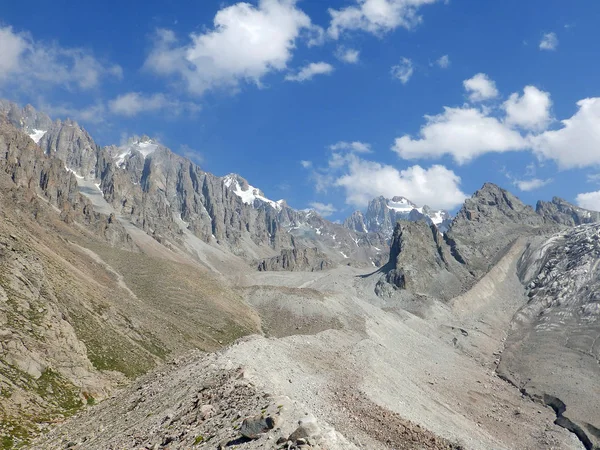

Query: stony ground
31 238 584 450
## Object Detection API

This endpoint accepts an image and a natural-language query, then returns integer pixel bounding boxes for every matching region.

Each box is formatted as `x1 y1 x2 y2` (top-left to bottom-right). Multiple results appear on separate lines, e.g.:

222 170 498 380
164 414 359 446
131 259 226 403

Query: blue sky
1 0 600 220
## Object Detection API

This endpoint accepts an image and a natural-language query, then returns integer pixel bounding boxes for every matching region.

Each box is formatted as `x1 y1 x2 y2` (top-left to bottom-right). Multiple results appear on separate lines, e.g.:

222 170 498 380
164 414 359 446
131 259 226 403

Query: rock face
537 197 600 226
499 225 600 450
445 183 550 278
344 196 452 237
376 221 471 300
0 100 52 138
2 100 387 269
257 244 334 272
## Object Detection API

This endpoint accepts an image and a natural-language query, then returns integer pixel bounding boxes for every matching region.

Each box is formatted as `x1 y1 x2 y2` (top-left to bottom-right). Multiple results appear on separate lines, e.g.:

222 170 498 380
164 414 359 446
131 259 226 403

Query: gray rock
376 220 471 300
239 414 276 439
288 418 321 442
536 196 600 226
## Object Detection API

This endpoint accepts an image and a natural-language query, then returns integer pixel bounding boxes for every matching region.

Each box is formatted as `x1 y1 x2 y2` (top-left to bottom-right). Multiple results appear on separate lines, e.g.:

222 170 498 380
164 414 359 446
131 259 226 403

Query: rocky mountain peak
344 195 452 237
536 196 600 226
223 173 284 211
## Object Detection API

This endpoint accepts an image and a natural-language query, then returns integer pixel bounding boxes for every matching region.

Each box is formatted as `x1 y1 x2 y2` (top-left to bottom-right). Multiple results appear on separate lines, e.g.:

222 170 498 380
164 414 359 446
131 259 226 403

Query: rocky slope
344 195 452 237
0 118 260 447
499 224 600 449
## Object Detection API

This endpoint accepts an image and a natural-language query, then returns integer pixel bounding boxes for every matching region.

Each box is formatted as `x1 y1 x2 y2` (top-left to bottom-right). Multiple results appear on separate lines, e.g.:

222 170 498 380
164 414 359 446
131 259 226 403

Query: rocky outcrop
376 220 471 300
536 197 600 226
257 244 334 272
445 183 551 278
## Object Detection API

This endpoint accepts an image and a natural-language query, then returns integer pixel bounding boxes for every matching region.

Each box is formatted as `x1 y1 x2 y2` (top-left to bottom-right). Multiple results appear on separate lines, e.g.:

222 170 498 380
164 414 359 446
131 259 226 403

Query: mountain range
0 100 599 450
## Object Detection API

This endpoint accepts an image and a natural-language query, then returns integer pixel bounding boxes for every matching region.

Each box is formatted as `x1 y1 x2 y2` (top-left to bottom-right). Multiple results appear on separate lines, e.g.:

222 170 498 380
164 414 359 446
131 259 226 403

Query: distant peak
223 173 283 210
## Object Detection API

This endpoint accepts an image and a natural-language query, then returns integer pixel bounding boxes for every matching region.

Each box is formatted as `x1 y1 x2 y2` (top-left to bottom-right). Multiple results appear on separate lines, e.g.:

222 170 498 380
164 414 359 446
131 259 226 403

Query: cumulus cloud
327 0 440 39
576 191 600 211
0 25 121 92
300 160 312 168
503 86 552 131
308 202 337 217
305 148 466 210
436 54 450 68
335 47 360 64
531 98 600 169
540 32 558 51
393 106 528 164
329 141 371 153
108 92 200 116
463 73 499 102
285 62 334 82
392 72 600 169
514 178 552 191
391 58 413 84
145 0 314 94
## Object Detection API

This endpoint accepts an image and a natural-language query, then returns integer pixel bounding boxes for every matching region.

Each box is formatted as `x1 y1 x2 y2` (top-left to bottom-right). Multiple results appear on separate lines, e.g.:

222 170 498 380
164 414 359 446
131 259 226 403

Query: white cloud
540 32 558 51
463 73 499 102
576 191 600 211
300 160 312 168
307 149 466 210
329 141 372 153
308 202 337 217
327 0 440 39
108 92 200 116
0 26 27 79
436 54 450 69
531 98 600 169
145 0 314 94
503 86 552 131
514 178 552 191
179 144 204 165
335 47 360 64
391 58 413 84
38 102 107 124
285 62 334 82
0 25 121 91
393 106 528 164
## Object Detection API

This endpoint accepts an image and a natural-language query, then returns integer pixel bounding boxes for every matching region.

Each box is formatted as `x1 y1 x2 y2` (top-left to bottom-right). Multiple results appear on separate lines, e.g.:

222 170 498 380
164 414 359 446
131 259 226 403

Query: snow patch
65 167 84 180
29 129 47 143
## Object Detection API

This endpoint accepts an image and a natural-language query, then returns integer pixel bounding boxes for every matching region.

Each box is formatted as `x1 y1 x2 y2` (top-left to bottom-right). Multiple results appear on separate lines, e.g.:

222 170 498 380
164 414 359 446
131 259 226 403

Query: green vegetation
35 368 83 413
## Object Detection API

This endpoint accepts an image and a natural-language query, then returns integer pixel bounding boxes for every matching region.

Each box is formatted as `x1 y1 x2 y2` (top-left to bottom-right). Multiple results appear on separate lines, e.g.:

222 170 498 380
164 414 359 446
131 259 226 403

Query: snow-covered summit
344 195 452 236
114 136 159 167
223 174 284 210
387 196 420 213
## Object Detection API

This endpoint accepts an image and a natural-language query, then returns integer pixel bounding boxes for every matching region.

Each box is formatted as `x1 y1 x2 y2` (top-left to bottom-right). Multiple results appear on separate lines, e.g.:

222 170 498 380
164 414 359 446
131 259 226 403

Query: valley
0 101 597 449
